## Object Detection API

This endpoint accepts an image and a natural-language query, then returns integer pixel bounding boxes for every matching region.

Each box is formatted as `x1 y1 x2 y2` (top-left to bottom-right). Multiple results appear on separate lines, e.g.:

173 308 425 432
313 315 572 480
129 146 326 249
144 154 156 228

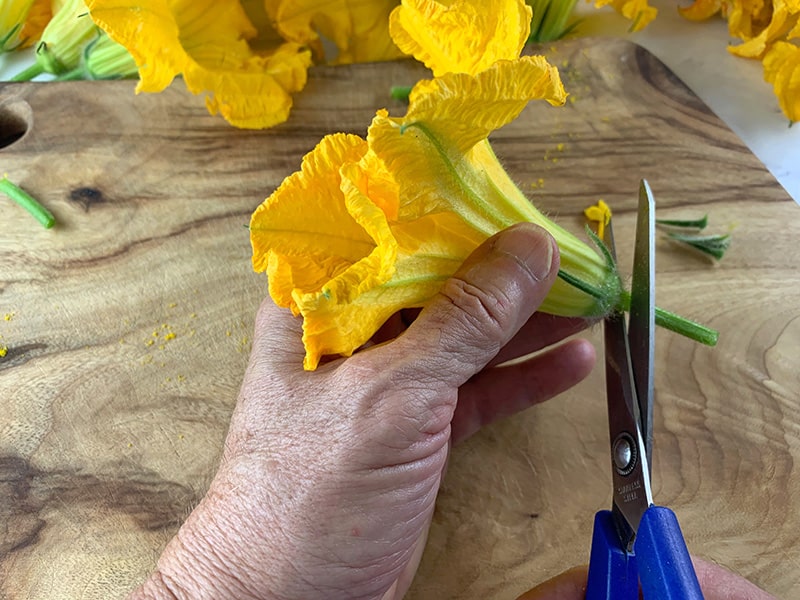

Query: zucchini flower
250 0 713 370
84 0 313 129
262 0 405 64
11 0 97 79
55 30 138 80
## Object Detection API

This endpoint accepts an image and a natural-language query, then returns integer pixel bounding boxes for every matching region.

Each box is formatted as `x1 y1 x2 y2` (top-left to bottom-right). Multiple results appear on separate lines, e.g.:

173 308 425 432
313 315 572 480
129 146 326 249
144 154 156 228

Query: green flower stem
527 0 579 43
557 270 719 346
10 62 45 82
0 177 55 228
53 67 85 81
390 85 412 102
619 290 718 346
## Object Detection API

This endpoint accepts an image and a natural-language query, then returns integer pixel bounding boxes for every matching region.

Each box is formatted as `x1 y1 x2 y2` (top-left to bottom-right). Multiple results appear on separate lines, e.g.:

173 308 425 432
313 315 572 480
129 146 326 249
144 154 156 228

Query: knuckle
437 276 516 349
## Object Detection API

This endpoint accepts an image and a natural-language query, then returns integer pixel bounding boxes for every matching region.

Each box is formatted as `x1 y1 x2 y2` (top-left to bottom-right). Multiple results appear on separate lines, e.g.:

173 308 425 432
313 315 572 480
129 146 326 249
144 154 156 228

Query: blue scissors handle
636 506 703 600
586 507 704 599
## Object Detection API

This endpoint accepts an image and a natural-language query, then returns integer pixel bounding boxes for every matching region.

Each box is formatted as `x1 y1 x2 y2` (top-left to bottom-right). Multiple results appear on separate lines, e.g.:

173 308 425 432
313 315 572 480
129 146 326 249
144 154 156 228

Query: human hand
130 223 596 600
517 557 777 599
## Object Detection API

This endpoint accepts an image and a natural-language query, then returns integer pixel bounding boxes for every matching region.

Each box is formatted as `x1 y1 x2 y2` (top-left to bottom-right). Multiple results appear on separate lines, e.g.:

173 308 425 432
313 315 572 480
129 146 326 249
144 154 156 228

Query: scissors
585 180 704 599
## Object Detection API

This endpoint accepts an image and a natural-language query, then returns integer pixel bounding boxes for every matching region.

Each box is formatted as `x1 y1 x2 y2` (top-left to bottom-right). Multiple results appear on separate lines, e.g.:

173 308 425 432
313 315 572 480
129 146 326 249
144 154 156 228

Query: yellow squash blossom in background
677 0 800 123
85 0 313 129
763 40 800 122
264 0 405 64
250 0 620 370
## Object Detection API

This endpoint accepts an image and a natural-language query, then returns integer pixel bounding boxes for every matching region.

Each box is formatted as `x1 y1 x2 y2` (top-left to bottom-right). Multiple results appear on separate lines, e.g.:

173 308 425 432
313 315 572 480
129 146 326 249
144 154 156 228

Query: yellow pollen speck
4 313 13 321
177 374 186 382
164 332 176 341
152 331 159 337
0 346 7 358
178 434 185 440
146 339 155 347
556 143 565 151
168 303 177 308
226 330 232 336
162 323 169 329
128 443 133 448
190 313 197 318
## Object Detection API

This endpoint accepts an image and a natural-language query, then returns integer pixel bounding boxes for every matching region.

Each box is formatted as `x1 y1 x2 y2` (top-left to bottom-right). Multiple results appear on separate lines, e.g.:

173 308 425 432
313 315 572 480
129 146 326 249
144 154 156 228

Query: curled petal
389 0 532 76
87 0 312 129
403 57 566 155
251 134 404 369
726 0 774 43
763 41 800 122
728 0 800 58
250 133 373 277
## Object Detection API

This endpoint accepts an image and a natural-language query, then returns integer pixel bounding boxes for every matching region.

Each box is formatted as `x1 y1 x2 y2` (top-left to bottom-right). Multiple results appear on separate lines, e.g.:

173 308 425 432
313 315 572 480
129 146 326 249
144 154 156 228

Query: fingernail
493 223 555 282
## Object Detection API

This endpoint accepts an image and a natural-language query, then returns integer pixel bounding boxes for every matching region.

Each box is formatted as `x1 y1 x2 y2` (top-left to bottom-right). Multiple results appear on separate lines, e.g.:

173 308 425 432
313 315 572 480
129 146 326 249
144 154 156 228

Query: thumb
398 222 559 388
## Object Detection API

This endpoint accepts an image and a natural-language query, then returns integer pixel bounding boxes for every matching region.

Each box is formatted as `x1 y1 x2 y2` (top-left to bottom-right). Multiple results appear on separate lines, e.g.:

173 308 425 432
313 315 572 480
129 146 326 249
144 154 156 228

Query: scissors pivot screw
612 433 637 476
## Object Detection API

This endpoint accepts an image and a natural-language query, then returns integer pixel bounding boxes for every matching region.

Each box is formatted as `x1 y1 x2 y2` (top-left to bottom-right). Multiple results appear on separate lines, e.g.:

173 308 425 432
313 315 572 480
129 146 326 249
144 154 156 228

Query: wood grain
1 38 798 599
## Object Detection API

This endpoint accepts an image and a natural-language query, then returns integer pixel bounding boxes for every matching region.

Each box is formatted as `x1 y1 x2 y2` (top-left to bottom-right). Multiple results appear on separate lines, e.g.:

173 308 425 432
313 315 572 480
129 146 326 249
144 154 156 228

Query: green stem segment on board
0 177 55 228
557 269 719 346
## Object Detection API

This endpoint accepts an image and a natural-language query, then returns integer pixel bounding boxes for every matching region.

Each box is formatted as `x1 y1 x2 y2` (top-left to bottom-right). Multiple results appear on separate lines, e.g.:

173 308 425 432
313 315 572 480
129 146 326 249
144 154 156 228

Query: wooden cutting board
1 37 799 599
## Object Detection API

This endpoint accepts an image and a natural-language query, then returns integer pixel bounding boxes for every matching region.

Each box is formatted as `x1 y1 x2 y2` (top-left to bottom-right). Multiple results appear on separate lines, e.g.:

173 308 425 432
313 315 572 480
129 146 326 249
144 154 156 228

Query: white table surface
1 5 797 203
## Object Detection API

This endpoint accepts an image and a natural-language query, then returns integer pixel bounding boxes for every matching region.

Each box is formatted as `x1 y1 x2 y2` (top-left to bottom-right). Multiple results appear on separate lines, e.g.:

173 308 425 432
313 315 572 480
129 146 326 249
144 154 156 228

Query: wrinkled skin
129 224 772 600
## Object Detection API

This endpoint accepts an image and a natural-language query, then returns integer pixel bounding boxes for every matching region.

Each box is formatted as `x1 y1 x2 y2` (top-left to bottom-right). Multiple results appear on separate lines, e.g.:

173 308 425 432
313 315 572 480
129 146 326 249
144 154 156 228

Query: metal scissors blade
587 181 704 599
629 180 656 468
602 181 655 549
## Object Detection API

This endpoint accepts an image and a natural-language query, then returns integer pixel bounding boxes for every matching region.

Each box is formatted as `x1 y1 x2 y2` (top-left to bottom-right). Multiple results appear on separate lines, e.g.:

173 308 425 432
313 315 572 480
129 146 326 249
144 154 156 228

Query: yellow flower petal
763 41 800 122
389 0 531 76
401 56 566 155
87 0 312 129
593 0 657 32
251 133 403 368
726 0 774 43
250 133 375 276
265 0 404 64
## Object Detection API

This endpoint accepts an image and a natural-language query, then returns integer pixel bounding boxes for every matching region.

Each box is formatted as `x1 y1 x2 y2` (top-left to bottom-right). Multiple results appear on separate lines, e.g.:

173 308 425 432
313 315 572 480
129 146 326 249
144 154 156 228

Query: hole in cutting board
0 99 32 149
